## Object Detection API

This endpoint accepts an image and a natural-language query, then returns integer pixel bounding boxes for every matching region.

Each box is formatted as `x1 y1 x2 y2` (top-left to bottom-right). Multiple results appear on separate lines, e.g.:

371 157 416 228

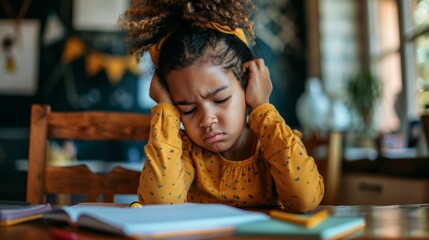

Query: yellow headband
148 22 248 66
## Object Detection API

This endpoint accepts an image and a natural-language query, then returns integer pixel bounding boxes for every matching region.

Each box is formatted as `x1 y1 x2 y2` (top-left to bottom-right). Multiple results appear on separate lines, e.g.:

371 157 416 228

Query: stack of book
0 202 52 226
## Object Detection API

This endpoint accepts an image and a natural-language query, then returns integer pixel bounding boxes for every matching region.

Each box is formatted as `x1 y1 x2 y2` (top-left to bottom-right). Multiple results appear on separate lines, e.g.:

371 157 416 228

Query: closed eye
215 96 231 104
182 108 196 115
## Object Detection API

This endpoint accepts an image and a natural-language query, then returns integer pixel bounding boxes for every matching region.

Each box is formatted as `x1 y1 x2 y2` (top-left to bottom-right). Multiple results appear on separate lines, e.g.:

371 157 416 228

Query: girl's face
166 62 249 158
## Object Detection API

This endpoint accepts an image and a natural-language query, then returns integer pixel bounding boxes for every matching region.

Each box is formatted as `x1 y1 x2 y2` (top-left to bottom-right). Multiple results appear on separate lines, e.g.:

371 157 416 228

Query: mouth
203 131 225 143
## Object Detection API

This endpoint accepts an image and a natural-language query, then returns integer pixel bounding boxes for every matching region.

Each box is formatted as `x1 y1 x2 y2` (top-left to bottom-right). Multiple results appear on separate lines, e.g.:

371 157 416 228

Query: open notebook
43 203 269 238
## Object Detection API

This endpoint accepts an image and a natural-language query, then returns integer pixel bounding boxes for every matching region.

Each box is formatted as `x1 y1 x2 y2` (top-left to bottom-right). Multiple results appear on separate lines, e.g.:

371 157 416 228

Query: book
0 202 52 226
42 203 269 238
269 209 330 228
235 214 365 240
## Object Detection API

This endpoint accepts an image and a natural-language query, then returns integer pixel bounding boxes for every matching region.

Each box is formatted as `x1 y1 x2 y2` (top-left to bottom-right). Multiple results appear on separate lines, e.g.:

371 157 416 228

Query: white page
44 205 115 223
46 203 269 236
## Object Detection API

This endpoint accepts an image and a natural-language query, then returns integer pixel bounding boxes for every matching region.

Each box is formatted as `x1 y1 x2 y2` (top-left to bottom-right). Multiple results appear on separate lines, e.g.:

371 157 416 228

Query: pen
50 229 92 240
269 209 330 228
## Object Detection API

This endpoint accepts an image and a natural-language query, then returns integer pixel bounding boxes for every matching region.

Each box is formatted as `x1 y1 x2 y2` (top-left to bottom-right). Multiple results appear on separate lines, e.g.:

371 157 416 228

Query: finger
242 60 257 79
241 60 252 72
242 58 261 67
264 66 270 78
255 58 265 68
246 60 259 74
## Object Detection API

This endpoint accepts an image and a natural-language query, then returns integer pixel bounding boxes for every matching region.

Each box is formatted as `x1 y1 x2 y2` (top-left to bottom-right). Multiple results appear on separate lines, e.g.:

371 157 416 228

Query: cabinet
338 173 429 205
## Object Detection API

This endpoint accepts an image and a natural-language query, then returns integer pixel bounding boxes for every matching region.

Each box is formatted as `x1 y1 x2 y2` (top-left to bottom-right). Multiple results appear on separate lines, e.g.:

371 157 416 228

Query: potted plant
346 71 382 145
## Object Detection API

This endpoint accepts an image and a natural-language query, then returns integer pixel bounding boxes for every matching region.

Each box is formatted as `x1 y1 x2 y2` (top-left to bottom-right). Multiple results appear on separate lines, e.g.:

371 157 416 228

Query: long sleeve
248 103 324 212
138 103 195 204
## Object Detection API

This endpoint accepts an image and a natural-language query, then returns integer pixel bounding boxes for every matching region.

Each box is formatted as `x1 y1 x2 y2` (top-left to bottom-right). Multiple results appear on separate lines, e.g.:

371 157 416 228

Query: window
318 0 403 135
367 0 402 133
366 0 429 135
399 0 429 120
319 0 359 97
309 0 429 139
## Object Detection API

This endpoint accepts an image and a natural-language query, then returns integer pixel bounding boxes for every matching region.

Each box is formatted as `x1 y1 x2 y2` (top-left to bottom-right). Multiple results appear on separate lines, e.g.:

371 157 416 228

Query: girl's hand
149 74 173 104
242 58 273 110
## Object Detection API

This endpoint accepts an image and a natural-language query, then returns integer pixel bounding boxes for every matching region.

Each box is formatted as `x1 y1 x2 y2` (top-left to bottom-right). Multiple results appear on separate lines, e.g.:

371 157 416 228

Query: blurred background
1 0 428 204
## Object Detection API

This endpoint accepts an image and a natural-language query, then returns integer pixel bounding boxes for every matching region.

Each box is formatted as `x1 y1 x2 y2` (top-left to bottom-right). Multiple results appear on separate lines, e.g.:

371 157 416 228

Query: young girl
119 0 324 212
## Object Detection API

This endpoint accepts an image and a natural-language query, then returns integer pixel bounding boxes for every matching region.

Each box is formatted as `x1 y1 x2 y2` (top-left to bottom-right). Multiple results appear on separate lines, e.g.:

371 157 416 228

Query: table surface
1 203 429 239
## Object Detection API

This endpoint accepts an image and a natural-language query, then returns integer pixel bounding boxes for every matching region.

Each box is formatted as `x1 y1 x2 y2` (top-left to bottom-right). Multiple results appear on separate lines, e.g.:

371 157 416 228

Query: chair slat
26 104 149 205
45 165 140 195
48 112 150 140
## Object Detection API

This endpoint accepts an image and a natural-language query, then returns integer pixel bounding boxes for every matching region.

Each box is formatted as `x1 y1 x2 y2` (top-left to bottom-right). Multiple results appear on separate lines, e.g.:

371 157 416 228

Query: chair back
26 104 150 204
303 132 343 205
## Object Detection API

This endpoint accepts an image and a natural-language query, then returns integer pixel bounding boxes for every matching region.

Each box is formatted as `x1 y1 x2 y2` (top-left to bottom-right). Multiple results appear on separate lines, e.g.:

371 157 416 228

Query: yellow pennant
86 51 104 77
104 56 126 84
62 36 141 84
126 56 140 75
61 37 85 64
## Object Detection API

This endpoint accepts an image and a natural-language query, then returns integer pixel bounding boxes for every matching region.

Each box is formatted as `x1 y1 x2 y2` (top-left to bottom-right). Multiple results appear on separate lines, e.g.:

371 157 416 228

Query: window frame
307 0 429 135
399 0 429 124
367 0 429 133
365 0 403 133
399 0 418 126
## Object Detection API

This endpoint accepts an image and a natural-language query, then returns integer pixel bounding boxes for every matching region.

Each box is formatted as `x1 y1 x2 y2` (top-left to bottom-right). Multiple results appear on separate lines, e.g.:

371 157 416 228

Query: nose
199 108 217 129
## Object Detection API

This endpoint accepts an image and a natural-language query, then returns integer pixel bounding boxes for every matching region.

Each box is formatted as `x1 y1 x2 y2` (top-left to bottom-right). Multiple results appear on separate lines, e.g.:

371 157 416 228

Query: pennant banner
61 36 140 84
61 36 86 63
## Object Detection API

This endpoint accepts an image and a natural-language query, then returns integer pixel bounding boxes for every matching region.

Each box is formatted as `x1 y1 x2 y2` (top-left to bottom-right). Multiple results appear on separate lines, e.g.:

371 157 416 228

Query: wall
0 0 151 201
0 0 307 201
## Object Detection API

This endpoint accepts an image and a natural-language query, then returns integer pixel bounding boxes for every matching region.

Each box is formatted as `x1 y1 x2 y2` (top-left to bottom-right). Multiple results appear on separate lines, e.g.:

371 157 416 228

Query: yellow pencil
0 214 43 227
269 210 330 228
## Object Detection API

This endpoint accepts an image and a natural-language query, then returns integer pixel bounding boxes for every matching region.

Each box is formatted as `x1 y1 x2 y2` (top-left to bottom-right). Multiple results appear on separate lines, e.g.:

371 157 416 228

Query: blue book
235 216 365 240
43 203 269 238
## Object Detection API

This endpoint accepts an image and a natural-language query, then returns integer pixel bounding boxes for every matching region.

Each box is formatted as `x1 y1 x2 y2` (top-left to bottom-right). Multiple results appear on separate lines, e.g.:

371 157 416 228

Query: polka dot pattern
138 103 324 212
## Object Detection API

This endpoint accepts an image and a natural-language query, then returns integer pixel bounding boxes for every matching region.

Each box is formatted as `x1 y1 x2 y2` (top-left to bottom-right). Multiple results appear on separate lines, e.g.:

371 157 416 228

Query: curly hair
118 0 257 89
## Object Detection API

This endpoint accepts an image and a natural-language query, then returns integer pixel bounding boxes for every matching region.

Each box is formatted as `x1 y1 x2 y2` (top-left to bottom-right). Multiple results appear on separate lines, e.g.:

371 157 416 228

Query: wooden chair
26 104 151 204
303 132 343 205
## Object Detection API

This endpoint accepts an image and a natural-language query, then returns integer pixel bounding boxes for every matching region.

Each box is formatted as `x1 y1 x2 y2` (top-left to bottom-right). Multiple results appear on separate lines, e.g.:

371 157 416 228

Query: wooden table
314 204 429 239
1 204 429 239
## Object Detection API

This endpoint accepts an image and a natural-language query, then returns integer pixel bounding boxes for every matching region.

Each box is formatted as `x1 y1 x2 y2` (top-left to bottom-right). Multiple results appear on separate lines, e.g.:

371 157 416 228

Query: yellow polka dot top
139 103 324 212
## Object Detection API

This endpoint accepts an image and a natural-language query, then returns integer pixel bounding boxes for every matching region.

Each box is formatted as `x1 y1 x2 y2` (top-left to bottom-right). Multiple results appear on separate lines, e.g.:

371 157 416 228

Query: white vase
296 77 330 134
328 99 350 131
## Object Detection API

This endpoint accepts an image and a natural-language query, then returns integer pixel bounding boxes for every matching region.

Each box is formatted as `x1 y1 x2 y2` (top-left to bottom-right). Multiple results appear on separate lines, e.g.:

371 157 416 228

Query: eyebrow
176 85 228 106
